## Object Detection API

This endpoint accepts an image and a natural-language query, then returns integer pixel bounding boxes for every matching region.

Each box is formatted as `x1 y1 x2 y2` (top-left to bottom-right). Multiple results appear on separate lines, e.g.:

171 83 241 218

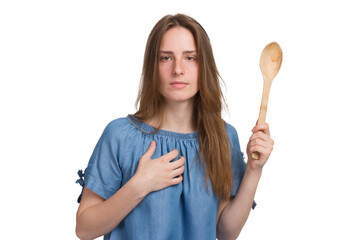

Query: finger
252 123 270 136
249 145 270 157
169 156 185 169
248 138 270 149
249 133 274 149
171 165 184 177
249 131 272 143
142 141 156 160
161 149 179 162
169 175 183 185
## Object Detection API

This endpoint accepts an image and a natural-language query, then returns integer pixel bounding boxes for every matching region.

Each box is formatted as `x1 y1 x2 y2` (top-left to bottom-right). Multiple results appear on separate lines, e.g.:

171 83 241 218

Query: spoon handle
252 80 272 159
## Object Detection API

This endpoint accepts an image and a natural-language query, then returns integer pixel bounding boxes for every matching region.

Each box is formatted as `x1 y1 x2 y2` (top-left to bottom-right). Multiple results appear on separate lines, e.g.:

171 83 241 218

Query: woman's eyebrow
184 50 197 54
159 50 197 54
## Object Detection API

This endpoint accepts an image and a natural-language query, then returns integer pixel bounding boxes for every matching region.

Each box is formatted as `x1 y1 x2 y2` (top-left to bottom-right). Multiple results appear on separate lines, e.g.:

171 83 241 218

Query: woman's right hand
133 140 185 194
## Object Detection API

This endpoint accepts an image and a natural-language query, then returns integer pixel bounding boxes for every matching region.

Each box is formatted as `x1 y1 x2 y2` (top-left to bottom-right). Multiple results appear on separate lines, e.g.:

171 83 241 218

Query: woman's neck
148 99 196 133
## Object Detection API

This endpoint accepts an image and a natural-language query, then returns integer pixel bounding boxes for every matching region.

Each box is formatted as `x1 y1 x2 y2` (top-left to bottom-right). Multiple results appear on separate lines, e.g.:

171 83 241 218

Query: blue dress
76 114 255 240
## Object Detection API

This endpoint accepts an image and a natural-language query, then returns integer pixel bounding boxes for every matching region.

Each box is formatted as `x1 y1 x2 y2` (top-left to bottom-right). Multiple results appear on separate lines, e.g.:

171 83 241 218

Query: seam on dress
85 171 119 191
126 115 153 135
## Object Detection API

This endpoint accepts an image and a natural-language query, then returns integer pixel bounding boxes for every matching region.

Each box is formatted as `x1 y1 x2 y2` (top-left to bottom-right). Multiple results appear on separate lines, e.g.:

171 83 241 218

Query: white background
1 0 359 239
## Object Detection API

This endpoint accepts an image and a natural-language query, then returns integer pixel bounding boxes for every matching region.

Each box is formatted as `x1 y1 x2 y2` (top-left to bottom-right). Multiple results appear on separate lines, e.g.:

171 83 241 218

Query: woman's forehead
160 27 196 51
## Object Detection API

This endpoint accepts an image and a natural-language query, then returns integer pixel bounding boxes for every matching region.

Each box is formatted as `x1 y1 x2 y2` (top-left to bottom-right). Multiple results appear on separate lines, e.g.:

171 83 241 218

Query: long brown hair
134 13 232 200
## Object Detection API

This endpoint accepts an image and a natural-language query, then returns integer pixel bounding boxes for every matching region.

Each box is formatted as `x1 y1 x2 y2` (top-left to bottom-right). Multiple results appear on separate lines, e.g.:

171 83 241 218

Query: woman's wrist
127 175 150 199
245 164 263 179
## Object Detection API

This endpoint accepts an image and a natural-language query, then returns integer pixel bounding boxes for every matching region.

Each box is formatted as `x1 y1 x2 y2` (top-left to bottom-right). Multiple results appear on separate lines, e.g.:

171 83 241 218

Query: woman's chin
163 96 196 104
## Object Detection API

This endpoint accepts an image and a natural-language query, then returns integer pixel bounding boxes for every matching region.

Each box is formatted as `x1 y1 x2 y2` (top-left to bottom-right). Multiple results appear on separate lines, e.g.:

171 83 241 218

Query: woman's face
158 27 199 104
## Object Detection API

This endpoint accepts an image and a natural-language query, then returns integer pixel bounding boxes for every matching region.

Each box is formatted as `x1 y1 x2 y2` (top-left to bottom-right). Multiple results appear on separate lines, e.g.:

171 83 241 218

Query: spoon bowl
252 42 282 160
260 42 283 81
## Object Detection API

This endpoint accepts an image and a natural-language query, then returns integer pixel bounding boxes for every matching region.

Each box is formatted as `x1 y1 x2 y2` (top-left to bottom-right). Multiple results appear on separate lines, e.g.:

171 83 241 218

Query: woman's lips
170 82 188 89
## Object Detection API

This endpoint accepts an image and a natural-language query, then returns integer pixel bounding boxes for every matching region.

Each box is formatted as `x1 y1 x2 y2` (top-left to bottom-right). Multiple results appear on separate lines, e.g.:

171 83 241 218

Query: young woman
76 13 274 240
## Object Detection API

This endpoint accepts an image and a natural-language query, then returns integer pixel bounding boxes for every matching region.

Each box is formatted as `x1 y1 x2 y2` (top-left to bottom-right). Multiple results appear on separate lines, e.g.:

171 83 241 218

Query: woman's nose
172 59 184 76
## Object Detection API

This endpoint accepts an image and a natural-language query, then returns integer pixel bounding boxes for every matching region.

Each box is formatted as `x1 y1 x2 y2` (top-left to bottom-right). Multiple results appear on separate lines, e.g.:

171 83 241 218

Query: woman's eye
186 56 196 61
160 56 171 61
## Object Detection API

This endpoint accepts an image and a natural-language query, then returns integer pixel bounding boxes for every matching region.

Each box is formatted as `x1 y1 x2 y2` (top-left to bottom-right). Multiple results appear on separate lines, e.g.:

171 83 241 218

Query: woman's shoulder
100 116 135 140
225 122 238 138
105 116 131 129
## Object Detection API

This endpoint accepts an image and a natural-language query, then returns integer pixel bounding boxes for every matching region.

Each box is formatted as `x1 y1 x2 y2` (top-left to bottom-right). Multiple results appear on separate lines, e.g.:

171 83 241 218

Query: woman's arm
76 176 147 240
216 123 273 240
76 141 185 240
216 168 261 240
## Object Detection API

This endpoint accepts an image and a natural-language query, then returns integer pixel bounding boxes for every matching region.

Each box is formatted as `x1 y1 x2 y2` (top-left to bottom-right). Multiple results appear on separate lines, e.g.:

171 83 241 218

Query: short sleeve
84 122 123 200
227 123 256 209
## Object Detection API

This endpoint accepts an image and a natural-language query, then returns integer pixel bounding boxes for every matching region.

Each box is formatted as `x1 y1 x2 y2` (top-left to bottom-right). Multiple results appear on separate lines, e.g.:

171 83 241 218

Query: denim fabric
77 114 255 240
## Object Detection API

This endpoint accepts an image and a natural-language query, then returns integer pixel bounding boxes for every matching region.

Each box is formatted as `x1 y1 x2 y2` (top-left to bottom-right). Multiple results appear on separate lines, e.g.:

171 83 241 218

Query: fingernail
151 141 155 146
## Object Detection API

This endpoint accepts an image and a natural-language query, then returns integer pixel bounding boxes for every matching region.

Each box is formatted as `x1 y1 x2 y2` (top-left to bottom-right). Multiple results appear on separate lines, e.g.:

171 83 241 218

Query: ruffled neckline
126 114 198 140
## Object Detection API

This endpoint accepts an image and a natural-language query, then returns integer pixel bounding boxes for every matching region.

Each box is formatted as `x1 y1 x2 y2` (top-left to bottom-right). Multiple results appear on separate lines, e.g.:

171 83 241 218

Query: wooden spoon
252 42 282 160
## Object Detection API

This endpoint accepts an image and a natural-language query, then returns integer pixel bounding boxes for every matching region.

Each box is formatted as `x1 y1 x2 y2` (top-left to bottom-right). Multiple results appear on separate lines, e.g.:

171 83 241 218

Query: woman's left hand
246 122 274 174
